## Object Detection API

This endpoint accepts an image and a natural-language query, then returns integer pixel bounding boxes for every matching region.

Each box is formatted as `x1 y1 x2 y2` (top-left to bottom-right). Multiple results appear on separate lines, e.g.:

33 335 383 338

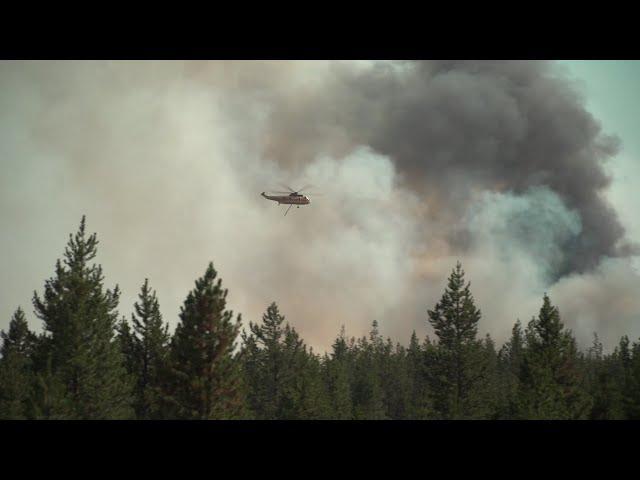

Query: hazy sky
559 61 640 259
1 60 639 353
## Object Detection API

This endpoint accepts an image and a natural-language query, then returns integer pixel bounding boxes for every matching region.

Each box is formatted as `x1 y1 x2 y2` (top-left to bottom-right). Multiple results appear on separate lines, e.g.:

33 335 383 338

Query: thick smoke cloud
261 60 636 280
1 60 638 352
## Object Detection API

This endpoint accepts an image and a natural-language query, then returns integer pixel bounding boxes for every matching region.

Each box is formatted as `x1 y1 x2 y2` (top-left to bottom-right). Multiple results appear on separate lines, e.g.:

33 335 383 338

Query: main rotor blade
296 184 313 192
280 184 296 193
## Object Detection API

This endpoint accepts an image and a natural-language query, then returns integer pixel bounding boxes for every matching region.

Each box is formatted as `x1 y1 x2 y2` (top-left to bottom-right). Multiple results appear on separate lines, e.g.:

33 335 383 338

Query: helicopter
261 185 317 216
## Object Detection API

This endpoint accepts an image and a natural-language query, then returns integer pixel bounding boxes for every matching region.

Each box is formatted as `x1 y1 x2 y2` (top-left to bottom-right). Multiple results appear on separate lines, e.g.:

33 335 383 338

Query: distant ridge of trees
1 217 640 420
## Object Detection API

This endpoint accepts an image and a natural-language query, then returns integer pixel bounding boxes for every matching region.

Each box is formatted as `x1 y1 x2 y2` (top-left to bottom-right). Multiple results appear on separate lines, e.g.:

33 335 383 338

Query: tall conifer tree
241 302 289 419
127 279 170 419
517 294 591 419
293 346 331 419
351 321 386 419
584 333 625 419
31 217 134 419
426 262 487 419
164 262 245 419
479 333 502 418
406 331 429 419
497 320 525 418
242 302 328 419
324 326 354 419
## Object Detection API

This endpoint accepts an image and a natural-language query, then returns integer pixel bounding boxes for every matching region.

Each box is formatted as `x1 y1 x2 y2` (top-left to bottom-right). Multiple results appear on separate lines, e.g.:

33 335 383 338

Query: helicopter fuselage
261 192 310 205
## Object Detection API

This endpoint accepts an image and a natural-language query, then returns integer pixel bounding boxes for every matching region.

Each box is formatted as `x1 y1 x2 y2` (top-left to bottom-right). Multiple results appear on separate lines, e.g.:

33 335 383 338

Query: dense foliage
1 218 640 420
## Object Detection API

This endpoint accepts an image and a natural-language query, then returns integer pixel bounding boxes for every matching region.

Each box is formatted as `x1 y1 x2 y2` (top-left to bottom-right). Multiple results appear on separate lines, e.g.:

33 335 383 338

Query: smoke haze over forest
2 60 639 352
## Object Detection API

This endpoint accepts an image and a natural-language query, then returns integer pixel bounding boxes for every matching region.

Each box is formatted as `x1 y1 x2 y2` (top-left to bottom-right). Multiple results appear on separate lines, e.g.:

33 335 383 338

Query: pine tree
406 331 429 419
426 262 487 419
351 321 386 419
116 316 136 380
0 308 37 419
324 326 353 419
31 217 134 419
164 262 245 419
241 302 328 419
584 333 625 419
421 335 439 419
277 323 308 418
241 302 288 419
608 335 640 419
383 341 412 419
517 294 591 419
1 308 37 358
501 321 525 377
125 279 171 419
479 333 501 419
626 339 640 419
497 320 525 418
293 346 331 420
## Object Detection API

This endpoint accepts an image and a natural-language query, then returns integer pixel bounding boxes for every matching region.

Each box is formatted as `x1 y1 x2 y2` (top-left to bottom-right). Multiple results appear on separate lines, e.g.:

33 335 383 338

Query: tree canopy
2 217 640 420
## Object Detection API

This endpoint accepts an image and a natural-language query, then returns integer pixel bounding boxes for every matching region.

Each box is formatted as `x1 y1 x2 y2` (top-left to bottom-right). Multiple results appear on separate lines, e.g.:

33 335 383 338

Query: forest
1 216 639 420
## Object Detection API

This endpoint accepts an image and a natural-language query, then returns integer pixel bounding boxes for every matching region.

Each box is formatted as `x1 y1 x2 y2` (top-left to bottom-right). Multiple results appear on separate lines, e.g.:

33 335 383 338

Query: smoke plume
1 60 638 352
260 60 636 280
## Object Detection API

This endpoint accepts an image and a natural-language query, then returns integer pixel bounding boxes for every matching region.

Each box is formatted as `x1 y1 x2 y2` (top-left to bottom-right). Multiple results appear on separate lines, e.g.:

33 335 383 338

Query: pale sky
559 60 640 270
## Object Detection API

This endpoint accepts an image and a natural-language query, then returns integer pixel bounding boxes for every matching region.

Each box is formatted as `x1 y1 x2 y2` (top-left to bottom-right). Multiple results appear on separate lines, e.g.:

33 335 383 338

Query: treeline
1 217 640 420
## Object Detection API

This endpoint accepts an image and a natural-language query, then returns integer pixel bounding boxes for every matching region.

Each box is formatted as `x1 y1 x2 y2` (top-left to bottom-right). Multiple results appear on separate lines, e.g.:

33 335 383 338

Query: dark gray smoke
260 60 636 280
